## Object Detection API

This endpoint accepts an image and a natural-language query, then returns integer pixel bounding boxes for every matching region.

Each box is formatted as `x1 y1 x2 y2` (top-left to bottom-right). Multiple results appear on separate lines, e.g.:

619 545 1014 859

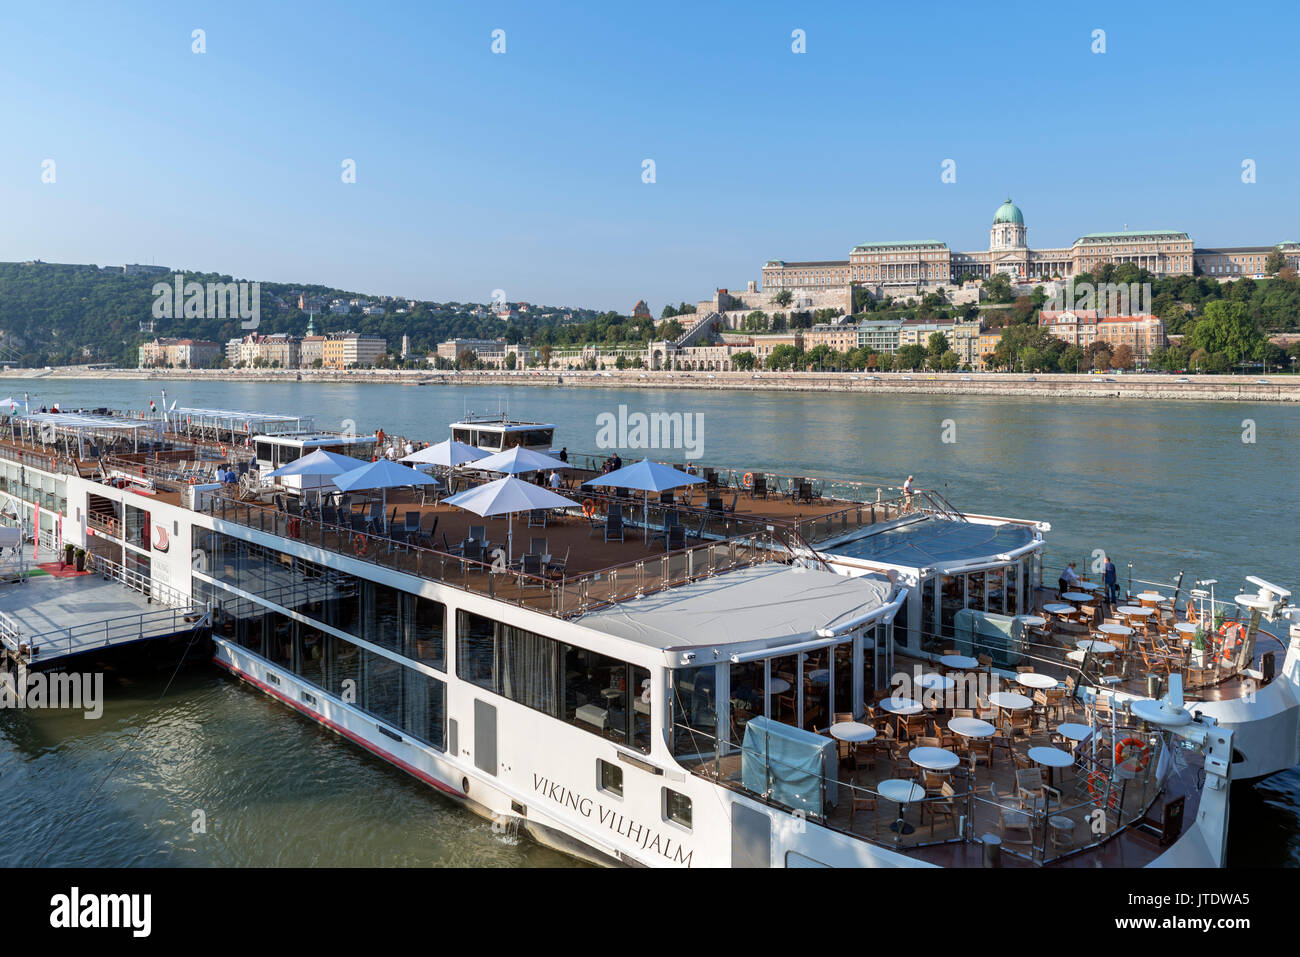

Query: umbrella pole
508 512 513 564
645 490 649 543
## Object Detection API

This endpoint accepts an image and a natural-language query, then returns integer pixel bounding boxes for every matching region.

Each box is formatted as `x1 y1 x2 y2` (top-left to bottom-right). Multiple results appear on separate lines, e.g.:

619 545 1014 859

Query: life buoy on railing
1115 737 1152 772
1086 771 1122 809
742 472 754 489
1218 621 1245 662
582 498 596 518
352 534 368 556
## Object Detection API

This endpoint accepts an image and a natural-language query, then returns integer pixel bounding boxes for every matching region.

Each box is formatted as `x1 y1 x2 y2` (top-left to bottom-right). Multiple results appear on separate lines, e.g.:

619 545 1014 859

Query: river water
2 379 1296 866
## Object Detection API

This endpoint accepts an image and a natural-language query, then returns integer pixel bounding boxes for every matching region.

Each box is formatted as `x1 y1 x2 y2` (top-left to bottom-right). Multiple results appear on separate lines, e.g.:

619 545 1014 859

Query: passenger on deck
902 474 914 507
1059 562 1080 596
1103 556 1119 604
558 447 568 463
549 470 561 490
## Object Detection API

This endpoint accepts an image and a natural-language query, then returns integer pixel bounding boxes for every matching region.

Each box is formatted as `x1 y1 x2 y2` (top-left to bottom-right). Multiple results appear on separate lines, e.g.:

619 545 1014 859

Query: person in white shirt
404 442 414 457
385 445 397 460
548 470 561 490
1058 562 1080 595
902 475 914 508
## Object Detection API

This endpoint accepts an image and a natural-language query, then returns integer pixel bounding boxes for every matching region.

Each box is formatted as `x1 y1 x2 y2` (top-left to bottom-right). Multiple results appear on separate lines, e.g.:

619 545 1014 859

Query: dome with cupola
993 197 1024 225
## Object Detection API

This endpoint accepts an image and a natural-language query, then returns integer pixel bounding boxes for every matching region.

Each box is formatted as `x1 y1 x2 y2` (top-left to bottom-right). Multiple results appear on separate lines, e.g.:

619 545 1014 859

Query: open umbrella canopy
400 439 487 468
582 457 705 493
473 446 569 475
333 458 441 492
442 475 576 517
268 448 366 479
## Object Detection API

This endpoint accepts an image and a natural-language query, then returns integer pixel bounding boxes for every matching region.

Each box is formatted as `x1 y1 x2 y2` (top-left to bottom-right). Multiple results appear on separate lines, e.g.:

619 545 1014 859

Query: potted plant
1191 627 1207 667
74 547 86 572
64 542 75 566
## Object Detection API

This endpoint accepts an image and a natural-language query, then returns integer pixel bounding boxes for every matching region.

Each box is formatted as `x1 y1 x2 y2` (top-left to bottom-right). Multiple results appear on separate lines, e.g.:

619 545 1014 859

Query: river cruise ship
2 405 1289 868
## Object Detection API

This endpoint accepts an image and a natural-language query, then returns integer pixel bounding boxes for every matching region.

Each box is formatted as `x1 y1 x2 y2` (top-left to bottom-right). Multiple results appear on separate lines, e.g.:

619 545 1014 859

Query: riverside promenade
9 367 1300 402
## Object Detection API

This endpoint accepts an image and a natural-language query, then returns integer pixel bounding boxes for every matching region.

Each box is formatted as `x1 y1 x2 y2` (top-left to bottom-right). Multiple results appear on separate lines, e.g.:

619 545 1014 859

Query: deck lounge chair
604 510 625 543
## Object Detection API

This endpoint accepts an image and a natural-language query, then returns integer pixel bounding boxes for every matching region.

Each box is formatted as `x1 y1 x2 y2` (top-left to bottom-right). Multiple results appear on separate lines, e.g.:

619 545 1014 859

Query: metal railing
204 495 798 619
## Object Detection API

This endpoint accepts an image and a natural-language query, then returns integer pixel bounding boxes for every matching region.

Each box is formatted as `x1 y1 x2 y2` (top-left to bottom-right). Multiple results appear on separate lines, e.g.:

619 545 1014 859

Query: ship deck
0 560 205 665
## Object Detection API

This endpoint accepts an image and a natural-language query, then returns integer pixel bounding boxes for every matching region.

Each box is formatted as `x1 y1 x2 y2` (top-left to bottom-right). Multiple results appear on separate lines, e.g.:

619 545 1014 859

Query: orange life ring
1115 737 1152 772
742 472 754 489
352 534 368 556
1218 622 1245 662
1086 771 1121 809
582 498 595 518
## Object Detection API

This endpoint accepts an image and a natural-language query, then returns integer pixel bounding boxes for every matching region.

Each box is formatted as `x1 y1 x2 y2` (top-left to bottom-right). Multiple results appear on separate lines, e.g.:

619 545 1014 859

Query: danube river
1 379 1296 866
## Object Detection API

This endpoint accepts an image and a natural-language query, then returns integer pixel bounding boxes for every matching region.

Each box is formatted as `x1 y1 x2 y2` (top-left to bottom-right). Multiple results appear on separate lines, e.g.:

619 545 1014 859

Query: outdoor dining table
1028 745 1075 786
1043 603 1074 616
988 691 1033 711
769 678 791 695
1136 592 1166 608
916 673 955 692
1057 722 1093 743
878 696 923 716
1117 605 1155 619
909 746 960 772
1018 615 1047 628
1097 623 1133 638
1061 591 1093 604
939 654 978 670
948 717 996 738
1074 581 1100 592
1076 639 1116 655
1015 672 1058 690
807 668 830 685
830 721 877 743
879 779 926 835
1173 622 1199 642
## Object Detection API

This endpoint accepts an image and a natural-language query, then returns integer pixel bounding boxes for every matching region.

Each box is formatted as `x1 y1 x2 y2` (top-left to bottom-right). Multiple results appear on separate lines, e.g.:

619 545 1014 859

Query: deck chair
604 510 625 543
665 524 685 551
723 491 738 513
468 524 487 545
461 540 485 565
527 508 548 528
403 511 421 533
519 553 544 586
528 536 548 557
848 772 880 835
415 515 439 549
548 545 570 578
751 473 768 499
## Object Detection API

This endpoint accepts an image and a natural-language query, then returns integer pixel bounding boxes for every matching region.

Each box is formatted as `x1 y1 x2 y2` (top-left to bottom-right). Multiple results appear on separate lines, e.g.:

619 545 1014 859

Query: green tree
1184 301 1265 365
732 351 756 371
896 344 926 370
773 289 793 307
1265 249 1287 274
939 350 960 371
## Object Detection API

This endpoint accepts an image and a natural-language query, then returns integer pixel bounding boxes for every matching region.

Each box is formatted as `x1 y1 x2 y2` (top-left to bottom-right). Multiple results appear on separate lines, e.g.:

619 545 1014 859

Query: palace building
762 199 1300 295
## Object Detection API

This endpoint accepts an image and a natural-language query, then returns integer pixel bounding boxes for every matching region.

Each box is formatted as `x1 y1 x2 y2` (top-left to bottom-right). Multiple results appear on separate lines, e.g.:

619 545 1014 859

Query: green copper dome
993 197 1024 225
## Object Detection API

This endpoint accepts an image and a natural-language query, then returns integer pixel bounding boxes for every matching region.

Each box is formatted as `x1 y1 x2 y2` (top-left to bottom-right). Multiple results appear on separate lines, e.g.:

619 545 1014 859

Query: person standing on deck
549 470 561 491
902 475 914 509
1103 556 1119 605
1059 562 1080 596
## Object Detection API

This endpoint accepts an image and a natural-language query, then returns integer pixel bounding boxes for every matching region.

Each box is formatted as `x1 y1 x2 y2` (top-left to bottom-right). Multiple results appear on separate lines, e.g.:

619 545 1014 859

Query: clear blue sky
3 0 1297 313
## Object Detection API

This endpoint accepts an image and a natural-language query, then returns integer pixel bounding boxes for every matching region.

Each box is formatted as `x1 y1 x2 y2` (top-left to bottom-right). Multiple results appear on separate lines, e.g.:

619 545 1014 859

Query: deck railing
204 495 800 619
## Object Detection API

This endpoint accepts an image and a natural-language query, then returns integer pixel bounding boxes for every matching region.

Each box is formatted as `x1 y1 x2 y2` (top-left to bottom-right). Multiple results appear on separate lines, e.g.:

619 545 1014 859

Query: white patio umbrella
400 438 487 469
267 448 363 479
582 458 705 541
442 475 577 562
473 445 569 476
332 458 441 527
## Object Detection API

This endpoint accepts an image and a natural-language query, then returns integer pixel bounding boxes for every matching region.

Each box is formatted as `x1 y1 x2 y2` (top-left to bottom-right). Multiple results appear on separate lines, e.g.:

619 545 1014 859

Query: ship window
598 759 623 797
663 788 692 830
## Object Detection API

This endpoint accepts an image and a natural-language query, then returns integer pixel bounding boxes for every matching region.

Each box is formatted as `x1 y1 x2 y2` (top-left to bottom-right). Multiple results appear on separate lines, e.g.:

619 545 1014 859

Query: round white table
948 717 996 738
1136 591 1166 606
1018 615 1047 628
769 678 791 695
1057 722 1092 742
1015 672 1058 690
940 654 978 670
916 673 955 692
909 746 960 771
807 668 830 685
1061 591 1093 604
1043 603 1074 616
988 691 1033 711
830 721 877 743
879 778 926 834
1028 745 1074 785
1097 623 1133 637
1075 581 1100 592
1117 605 1155 618
878 696 923 716
1173 622 1198 641
1076 639 1116 654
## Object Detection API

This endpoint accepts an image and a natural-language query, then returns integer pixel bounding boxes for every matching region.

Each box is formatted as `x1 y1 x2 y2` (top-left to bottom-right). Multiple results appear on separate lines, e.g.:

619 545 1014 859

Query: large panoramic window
455 610 650 753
